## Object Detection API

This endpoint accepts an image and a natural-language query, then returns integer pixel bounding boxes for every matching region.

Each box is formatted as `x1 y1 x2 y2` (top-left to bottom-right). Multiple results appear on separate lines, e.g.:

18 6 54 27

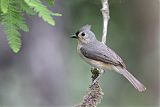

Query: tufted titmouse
71 25 146 92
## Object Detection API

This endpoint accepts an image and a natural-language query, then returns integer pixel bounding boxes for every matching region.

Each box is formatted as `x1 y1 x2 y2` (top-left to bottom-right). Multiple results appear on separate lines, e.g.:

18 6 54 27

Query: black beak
71 31 79 39
70 35 77 38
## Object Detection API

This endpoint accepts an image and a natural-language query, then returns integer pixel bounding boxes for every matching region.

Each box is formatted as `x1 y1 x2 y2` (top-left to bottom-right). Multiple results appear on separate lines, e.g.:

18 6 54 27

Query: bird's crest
79 24 91 31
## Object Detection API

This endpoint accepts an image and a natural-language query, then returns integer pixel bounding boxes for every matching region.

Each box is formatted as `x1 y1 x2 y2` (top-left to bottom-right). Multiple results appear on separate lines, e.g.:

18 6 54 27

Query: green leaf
24 0 55 26
1 1 29 53
0 0 60 53
1 0 9 13
15 14 29 32
6 27 21 53
2 12 22 53
19 0 36 15
52 12 62 16
45 0 54 6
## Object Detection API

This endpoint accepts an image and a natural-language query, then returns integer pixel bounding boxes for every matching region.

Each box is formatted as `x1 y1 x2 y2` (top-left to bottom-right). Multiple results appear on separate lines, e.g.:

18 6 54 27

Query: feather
112 66 146 92
80 41 126 68
79 24 91 31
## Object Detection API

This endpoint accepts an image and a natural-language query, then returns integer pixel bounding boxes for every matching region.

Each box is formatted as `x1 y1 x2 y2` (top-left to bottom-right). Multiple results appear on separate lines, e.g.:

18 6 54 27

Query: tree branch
101 0 110 44
75 0 110 106
76 68 104 107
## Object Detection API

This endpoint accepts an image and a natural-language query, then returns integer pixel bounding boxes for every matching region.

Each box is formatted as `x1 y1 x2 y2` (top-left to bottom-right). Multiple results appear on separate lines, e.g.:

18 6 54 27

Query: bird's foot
90 69 105 87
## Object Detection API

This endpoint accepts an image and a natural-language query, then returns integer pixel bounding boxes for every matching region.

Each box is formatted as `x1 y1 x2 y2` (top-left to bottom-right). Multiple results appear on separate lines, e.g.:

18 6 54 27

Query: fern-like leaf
44 0 54 6
0 0 61 53
2 13 21 53
19 0 36 15
2 1 29 53
52 12 62 16
14 13 29 32
24 0 55 26
0 0 9 13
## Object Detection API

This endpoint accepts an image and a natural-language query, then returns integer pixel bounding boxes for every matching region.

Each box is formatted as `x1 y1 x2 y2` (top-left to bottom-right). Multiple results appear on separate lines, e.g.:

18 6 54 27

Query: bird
71 25 146 92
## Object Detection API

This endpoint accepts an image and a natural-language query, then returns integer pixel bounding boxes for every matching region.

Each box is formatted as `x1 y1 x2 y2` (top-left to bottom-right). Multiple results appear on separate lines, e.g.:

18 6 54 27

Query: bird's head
71 25 97 44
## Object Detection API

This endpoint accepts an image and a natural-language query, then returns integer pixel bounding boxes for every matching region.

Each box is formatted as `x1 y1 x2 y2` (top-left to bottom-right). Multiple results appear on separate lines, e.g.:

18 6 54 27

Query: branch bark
75 0 110 107
101 0 110 44
76 69 104 107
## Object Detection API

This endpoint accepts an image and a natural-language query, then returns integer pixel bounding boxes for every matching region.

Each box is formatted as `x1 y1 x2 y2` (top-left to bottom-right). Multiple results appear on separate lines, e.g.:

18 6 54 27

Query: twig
101 0 110 44
75 0 110 107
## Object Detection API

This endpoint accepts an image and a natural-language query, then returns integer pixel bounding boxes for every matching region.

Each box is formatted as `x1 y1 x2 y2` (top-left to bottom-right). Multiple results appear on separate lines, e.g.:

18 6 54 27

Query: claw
91 80 97 86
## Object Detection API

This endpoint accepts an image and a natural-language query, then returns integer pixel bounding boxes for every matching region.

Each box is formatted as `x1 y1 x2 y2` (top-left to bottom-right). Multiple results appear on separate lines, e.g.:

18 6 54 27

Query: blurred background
0 0 159 107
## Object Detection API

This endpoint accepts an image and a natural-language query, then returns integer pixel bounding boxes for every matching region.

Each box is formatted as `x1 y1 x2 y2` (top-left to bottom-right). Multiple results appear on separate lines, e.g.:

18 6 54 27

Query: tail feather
112 66 146 92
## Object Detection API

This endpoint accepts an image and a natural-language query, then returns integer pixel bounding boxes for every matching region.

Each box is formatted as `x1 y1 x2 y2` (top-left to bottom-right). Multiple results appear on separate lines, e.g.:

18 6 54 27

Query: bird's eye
81 32 85 36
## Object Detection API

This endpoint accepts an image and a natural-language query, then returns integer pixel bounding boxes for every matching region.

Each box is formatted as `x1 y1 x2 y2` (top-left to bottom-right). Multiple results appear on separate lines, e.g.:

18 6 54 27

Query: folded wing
80 42 126 68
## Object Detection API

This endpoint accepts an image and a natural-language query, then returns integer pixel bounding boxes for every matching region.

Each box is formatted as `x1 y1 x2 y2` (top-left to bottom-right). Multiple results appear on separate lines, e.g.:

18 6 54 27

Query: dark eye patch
81 32 85 36
75 31 79 36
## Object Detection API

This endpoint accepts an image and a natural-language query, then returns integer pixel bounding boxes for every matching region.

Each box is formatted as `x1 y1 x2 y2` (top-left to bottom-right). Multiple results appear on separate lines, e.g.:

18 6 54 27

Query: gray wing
80 42 126 68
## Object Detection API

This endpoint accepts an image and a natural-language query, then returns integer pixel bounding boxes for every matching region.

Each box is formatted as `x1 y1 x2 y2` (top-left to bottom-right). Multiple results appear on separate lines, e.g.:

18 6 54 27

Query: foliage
0 0 61 53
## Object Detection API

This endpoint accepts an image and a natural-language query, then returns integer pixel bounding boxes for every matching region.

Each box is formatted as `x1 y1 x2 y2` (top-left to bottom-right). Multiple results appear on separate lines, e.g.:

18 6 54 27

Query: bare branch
101 0 110 44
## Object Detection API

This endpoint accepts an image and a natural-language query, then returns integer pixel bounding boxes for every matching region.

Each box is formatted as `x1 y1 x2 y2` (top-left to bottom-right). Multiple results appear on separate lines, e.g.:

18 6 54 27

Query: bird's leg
91 68 105 86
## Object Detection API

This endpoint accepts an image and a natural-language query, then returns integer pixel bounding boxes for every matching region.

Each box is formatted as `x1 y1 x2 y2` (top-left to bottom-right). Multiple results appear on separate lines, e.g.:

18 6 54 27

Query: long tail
112 66 146 92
